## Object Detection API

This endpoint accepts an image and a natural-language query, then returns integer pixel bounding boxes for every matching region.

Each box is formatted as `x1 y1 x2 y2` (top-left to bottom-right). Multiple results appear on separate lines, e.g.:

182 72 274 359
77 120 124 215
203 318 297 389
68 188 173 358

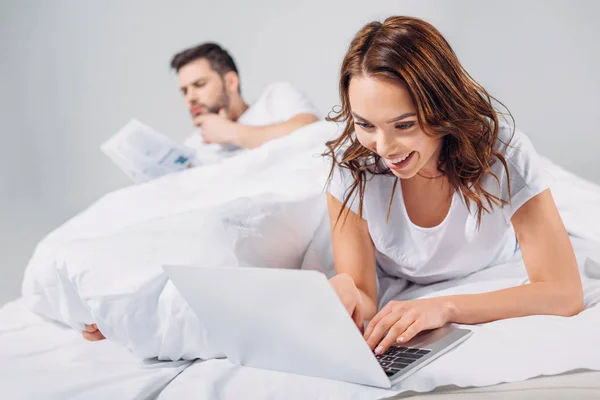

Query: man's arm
231 113 319 149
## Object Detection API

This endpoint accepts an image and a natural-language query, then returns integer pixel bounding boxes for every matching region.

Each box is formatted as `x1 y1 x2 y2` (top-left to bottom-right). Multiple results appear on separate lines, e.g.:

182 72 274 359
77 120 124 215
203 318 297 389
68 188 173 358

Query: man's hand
196 109 245 145
364 298 451 355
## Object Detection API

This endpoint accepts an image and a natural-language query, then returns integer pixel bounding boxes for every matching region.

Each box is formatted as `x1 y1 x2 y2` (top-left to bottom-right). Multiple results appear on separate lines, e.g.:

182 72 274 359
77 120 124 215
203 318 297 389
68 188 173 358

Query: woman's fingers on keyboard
365 313 398 352
376 320 415 355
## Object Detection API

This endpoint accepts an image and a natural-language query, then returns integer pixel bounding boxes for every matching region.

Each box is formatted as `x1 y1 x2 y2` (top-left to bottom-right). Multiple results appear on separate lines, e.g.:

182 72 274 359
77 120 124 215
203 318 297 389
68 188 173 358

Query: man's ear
223 71 240 95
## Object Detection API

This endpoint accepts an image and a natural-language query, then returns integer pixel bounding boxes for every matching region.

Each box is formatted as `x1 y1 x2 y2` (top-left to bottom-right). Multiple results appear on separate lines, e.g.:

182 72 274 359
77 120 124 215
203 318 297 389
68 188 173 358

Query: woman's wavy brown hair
325 16 514 226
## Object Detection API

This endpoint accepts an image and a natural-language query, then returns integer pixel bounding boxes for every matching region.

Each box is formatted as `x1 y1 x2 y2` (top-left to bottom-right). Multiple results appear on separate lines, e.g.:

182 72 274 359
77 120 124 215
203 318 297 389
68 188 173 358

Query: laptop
163 265 472 388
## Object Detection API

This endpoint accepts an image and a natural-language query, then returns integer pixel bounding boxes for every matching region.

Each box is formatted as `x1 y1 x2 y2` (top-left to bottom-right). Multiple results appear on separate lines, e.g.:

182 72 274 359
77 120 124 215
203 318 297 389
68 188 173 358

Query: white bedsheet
157 237 600 400
0 299 190 400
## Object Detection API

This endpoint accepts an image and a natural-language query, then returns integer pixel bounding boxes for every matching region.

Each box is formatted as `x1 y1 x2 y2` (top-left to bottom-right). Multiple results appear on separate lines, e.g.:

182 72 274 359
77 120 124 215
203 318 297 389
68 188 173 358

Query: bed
397 371 600 399
3 301 600 400
156 366 600 400
4 246 600 400
3 121 600 399
0 300 190 399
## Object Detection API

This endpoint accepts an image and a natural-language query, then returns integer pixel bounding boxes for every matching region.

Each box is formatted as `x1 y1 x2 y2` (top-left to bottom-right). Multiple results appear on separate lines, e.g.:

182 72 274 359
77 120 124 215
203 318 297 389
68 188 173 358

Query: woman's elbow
560 284 584 317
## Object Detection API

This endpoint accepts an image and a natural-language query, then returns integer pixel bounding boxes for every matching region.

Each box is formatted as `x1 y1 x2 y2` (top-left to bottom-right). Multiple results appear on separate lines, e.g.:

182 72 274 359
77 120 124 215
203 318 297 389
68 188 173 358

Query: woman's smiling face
348 76 443 179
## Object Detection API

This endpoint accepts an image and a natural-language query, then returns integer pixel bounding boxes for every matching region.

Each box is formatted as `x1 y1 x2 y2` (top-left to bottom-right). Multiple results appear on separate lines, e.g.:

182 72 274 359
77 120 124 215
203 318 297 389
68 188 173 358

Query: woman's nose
375 132 398 158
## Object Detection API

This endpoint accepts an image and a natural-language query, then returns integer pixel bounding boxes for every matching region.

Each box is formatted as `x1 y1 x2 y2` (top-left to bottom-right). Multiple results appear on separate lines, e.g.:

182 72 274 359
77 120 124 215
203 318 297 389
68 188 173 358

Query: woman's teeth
388 152 412 164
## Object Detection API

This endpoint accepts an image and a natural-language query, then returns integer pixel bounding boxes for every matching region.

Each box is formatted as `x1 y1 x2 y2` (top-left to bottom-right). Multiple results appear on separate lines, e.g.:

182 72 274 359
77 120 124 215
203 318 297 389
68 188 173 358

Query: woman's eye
396 122 415 130
355 122 373 129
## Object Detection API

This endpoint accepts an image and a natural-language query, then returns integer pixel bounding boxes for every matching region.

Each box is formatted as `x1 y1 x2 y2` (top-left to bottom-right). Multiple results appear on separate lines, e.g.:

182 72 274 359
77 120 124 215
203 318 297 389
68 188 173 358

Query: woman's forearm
358 288 379 321
442 282 583 325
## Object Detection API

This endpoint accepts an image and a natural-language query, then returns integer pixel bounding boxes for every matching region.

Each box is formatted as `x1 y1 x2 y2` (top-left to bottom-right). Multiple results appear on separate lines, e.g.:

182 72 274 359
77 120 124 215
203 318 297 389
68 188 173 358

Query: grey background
1 0 599 306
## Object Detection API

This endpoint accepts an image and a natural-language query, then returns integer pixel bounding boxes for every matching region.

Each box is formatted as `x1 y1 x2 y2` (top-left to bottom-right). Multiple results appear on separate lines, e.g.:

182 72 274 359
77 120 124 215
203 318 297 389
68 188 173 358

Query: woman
325 16 583 356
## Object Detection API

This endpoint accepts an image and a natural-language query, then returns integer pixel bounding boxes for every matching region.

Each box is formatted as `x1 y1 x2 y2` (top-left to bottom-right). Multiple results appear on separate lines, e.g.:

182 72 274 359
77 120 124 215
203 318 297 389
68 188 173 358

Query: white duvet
19 119 600 397
21 120 339 360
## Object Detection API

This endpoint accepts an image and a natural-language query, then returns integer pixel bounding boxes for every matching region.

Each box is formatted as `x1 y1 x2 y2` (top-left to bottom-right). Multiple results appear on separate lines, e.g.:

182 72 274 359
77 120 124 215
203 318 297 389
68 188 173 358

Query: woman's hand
329 273 365 333
364 298 452 355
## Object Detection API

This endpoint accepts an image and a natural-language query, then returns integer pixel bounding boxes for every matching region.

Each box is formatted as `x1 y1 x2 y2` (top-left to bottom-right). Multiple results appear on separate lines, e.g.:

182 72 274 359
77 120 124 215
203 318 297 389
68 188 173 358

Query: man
173 42 321 164
82 43 320 341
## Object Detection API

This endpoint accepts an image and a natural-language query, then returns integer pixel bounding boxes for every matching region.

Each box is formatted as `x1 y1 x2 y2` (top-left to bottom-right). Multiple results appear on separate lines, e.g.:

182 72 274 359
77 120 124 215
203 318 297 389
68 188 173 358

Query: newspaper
101 119 197 183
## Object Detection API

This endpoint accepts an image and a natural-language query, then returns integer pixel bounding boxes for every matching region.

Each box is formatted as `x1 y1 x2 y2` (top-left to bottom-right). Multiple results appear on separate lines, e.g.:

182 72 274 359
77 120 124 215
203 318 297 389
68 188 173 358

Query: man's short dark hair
170 42 239 77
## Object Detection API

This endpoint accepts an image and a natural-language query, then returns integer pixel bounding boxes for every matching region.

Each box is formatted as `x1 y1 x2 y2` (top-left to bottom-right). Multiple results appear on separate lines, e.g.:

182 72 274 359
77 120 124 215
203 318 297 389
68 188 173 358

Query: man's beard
205 89 230 114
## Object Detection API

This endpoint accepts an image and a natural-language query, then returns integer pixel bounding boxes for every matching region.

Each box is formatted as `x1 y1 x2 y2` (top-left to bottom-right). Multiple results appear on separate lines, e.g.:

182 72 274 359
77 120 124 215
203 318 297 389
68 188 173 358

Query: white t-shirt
184 81 320 164
328 123 553 297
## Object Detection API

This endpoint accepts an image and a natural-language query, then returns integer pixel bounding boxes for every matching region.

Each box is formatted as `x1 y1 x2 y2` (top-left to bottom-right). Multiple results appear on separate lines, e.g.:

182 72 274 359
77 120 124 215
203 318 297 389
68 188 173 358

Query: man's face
178 58 229 126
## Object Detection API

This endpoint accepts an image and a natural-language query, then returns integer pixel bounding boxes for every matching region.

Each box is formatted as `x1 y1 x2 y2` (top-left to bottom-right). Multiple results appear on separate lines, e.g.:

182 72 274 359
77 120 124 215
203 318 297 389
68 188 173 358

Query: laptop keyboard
375 346 431 376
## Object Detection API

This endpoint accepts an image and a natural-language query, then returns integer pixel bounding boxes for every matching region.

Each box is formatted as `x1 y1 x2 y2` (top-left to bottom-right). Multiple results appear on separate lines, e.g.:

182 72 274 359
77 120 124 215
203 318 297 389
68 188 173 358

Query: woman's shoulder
496 121 532 156
488 120 553 220
494 120 543 179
